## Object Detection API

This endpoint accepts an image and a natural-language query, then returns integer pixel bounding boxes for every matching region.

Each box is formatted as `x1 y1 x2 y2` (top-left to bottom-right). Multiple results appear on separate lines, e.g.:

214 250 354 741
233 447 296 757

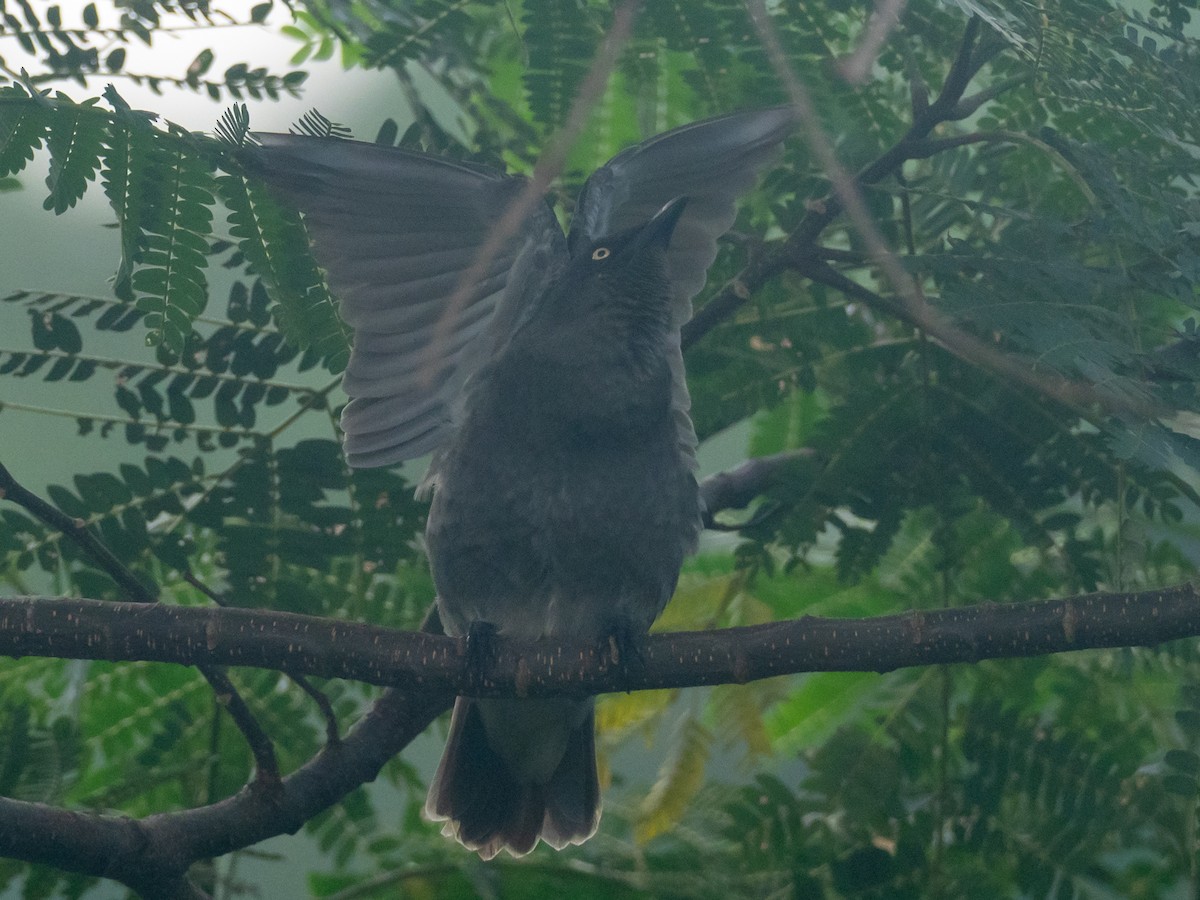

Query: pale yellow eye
591 247 611 261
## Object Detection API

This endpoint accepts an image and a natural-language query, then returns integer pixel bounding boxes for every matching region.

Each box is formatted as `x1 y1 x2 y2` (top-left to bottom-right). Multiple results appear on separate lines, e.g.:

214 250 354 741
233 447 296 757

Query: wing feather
249 110 791 472
248 134 565 467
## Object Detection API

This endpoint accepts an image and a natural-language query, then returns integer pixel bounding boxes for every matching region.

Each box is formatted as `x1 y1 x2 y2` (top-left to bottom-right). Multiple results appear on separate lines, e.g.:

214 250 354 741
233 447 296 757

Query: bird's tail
424 696 600 859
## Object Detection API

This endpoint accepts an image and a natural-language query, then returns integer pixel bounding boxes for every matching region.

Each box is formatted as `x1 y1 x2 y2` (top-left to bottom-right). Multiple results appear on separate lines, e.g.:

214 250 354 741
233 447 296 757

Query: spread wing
569 106 796 318
249 135 566 468
568 107 796 471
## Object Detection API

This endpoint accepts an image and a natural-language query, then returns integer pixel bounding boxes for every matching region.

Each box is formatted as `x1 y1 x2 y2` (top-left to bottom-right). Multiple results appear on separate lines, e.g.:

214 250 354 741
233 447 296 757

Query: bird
248 106 795 859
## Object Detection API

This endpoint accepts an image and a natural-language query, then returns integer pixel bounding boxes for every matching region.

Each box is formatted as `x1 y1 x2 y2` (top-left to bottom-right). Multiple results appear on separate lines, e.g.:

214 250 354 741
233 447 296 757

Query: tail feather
425 697 600 858
542 706 601 848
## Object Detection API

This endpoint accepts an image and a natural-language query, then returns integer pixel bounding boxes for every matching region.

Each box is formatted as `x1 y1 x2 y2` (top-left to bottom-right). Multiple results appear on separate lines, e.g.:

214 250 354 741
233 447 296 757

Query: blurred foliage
2 0 1200 897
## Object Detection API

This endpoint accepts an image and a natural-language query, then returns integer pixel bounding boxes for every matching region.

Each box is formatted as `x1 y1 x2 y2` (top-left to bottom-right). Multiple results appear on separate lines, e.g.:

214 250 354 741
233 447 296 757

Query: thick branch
2 584 1197 697
0 581 1190 890
0 687 449 897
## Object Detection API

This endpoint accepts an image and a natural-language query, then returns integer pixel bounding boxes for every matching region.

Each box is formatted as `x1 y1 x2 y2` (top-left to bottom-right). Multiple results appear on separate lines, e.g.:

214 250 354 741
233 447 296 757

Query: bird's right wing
248 135 565 468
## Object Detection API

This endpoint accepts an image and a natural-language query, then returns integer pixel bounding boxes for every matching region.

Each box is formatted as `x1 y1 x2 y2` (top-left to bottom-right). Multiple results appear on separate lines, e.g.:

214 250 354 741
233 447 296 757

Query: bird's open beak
629 197 688 256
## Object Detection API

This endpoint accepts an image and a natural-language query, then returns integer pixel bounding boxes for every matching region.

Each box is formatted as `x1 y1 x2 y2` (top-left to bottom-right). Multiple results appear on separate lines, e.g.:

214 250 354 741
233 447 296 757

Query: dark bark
1 584 1197 696
1 582 1197 893
0 686 449 897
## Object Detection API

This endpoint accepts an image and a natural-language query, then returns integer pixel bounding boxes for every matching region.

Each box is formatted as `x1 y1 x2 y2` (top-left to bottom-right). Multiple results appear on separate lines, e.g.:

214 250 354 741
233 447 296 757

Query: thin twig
795 258 1161 416
952 74 1032 119
0 399 265 437
689 11 1142 423
0 346 318 394
183 570 341 743
161 376 342 537
836 0 907 85
3 288 283 335
202 668 280 782
699 449 822 529
291 676 341 744
0 462 157 603
182 571 225 605
904 129 1098 204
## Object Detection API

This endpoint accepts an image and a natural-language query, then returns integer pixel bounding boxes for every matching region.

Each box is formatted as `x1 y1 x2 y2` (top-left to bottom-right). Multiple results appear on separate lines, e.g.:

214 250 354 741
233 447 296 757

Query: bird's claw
604 618 646 676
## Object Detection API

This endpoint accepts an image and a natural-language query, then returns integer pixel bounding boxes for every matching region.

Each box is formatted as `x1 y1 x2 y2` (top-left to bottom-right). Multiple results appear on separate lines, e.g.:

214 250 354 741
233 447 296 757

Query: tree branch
2 584 1196 697
684 16 1004 348
834 0 907 85
680 16 1137 428
0 462 158 602
699 449 821 528
0 578 1193 891
183 570 342 743
0 686 449 897
794 258 1160 415
1 559 1194 894
1 560 1195 891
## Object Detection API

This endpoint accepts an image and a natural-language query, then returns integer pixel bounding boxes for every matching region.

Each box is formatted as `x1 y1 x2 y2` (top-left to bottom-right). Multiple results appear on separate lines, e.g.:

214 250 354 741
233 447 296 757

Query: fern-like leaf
215 168 350 373
42 95 107 214
102 88 166 303
0 86 52 177
636 717 712 843
291 108 351 139
214 102 251 148
522 0 598 127
131 139 215 354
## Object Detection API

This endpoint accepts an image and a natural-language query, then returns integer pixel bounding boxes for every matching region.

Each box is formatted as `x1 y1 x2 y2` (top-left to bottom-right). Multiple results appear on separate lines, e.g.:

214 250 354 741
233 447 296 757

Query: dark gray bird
250 107 794 858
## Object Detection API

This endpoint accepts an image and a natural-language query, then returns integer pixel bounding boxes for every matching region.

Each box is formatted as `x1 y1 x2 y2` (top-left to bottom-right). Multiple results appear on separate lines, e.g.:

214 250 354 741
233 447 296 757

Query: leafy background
2 0 1200 897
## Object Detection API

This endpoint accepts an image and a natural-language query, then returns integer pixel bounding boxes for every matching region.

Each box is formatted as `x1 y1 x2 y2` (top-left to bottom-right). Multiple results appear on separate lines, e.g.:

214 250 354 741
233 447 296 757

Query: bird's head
538 198 688 348
570 195 687 281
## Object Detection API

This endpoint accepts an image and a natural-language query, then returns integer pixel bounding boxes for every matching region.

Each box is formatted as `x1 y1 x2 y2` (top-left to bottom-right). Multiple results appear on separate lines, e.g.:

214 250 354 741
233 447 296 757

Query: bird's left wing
248 135 565 468
569 106 796 319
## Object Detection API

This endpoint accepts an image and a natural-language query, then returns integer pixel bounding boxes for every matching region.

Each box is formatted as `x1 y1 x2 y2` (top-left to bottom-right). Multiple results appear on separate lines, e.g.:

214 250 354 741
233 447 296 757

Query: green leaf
1165 749 1200 775
129 142 216 353
522 0 598 127
0 90 51 177
635 717 711 843
1162 773 1198 798
43 97 106 214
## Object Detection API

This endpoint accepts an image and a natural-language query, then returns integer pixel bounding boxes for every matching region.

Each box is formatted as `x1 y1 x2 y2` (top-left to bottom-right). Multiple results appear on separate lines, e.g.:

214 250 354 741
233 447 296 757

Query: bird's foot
604 618 646 677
